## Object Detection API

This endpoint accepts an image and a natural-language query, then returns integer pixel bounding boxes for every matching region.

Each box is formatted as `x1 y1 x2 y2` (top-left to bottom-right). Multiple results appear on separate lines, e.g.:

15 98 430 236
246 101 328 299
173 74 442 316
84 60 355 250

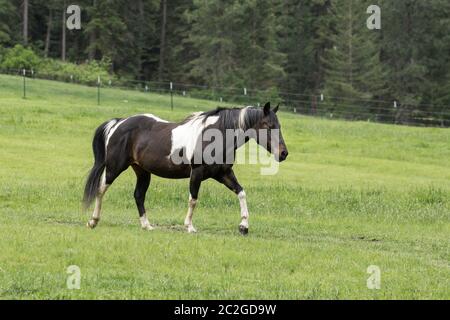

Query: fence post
97 75 101 105
170 82 173 111
22 69 26 99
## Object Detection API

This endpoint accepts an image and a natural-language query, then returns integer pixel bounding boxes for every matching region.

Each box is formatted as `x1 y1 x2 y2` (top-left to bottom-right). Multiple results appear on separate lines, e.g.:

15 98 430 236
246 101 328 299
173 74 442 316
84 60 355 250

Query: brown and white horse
83 102 288 235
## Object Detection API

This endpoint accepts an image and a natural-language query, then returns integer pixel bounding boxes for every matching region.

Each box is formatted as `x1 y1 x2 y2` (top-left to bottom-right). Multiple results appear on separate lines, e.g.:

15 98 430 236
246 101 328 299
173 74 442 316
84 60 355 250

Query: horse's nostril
281 150 288 159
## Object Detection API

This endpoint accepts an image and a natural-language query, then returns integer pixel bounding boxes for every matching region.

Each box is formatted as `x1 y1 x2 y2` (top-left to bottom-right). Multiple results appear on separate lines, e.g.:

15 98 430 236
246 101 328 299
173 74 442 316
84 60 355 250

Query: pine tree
160 0 194 82
277 0 332 112
321 0 386 119
120 0 160 78
278 0 315 94
186 0 237 88
84 0 128 71
0 0 15 45
186 0 285 101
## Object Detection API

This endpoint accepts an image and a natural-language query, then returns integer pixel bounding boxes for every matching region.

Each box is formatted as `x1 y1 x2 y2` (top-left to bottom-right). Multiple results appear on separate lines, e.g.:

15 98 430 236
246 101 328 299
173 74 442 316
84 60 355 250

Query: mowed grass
0 74 449 299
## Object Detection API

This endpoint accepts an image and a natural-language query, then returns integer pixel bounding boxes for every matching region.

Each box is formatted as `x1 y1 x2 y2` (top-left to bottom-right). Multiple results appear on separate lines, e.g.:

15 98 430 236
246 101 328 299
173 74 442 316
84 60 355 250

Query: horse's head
254 102 289 162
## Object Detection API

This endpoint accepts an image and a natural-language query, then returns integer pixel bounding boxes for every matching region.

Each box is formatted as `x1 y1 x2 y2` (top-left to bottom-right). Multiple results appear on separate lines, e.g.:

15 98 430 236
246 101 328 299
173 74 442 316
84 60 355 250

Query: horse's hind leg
87 168 116 228
87 172 108 228
132 165 153 230
87 165 126 228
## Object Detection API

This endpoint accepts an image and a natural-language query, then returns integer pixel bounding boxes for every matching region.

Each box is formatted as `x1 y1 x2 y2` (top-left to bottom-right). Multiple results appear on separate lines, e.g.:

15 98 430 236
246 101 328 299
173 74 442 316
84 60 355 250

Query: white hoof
140 215 154 230
87 219 98 229
141 224 155 231
187 225 197 233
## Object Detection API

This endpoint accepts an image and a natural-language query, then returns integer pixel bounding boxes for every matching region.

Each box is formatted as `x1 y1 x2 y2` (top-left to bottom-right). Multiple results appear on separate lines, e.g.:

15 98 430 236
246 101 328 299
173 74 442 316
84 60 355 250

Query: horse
82 102 288 235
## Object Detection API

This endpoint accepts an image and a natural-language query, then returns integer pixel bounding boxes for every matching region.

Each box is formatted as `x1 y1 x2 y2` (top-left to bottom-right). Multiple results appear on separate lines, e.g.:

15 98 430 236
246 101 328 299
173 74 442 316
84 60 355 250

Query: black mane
200 107 239 118
200 106 264 130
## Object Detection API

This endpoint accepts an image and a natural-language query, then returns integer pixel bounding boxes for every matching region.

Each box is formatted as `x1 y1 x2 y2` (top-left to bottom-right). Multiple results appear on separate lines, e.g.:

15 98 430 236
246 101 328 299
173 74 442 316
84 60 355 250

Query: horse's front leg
215 169 249 235
185 167 203 233
132 165 153 230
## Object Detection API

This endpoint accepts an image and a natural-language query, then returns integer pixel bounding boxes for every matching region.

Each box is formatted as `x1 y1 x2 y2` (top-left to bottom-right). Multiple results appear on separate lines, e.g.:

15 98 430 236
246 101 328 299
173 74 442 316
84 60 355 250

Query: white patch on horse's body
105 114 169 151
184 194 197 233
170 113 219 163
103 119 118 139
141 113 169 123
139 214 154 230
103 119 119 151
238 190 249 229
105 118 128 151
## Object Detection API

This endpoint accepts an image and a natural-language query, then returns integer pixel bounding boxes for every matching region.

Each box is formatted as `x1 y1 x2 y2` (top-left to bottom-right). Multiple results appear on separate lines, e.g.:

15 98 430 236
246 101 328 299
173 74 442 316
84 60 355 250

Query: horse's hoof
187 225 197 233
87 220 97 229
239 225 249 235
142 224 155 231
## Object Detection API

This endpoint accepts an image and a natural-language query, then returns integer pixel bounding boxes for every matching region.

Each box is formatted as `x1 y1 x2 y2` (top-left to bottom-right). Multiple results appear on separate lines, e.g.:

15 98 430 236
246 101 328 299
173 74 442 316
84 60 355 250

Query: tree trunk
88 0 97 60
44 10 53 58
23 0 29 45
138 0 145 79
348 0 353 88
61 2 66 61
158 0 167 81
88 34 96 60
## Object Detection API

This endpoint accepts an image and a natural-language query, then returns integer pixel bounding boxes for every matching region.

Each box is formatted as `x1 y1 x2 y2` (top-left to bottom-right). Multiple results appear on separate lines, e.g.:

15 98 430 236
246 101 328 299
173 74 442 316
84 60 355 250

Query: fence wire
1 68 449 127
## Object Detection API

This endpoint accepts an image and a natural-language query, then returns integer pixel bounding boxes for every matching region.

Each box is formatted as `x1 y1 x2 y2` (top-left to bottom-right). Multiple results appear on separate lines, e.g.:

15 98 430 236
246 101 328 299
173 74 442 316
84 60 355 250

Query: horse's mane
200 107 240 118
181 106 264 130
181 106 264 131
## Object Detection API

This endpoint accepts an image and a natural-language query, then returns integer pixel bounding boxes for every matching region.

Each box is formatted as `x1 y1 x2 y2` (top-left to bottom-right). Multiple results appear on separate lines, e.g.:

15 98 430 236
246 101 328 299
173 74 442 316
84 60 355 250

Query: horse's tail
83 119 118 210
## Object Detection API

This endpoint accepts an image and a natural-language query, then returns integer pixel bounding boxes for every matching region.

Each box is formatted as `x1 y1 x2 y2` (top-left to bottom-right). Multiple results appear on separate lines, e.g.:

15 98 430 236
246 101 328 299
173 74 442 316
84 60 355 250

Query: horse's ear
263 102 270 115
273 104 279 113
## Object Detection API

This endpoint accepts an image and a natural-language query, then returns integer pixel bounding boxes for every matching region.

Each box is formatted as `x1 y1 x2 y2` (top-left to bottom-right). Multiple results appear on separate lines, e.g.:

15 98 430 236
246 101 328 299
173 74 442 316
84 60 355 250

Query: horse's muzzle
278 149 288 162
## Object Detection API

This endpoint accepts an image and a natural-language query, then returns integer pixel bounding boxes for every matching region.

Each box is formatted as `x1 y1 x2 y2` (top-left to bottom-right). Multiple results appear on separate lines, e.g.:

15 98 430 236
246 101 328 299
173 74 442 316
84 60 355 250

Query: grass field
0 74 449 299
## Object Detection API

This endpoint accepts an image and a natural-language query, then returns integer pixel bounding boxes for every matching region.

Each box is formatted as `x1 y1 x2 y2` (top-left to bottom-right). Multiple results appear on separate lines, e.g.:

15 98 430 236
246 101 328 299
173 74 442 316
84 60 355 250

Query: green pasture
0 74 448 299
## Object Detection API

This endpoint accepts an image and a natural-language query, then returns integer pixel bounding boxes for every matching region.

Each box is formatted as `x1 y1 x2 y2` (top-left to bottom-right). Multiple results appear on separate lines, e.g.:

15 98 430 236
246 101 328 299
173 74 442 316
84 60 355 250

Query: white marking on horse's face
170 114 219 163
